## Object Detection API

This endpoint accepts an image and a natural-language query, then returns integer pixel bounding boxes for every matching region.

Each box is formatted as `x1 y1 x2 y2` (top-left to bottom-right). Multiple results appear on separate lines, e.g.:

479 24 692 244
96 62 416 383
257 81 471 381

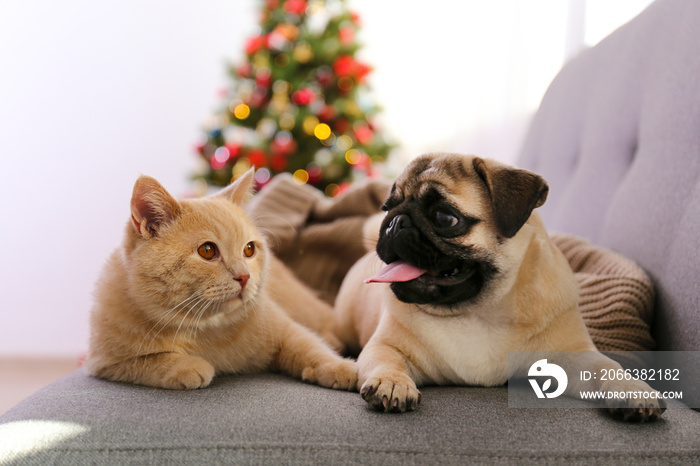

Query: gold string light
345 149 363 165
293 169 310 185
314 123 332 140
233 104 251 120
324 183 340 197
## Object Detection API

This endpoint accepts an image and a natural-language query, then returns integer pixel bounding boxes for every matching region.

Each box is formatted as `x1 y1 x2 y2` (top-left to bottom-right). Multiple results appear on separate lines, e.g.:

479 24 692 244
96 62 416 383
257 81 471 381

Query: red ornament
318 105 337 121
307 164 323 184
283 0 307 15
333 55 355 77
266 0 280 9
339 25 355 46
245 35 267 55
271 138 297 155
334 118 350 134
291 88 316 106
255 68 272 87
332 55 372 83
366 162 382 179
248 86 268 107
336 182 352 196
316 67 334 88
353 124 374 145
355 152 370 169
350 12 361 26
236 63 252 78
355 63 371 83
224 143 242 158
271 154 288 171
246 149 268 168
210 156 227 171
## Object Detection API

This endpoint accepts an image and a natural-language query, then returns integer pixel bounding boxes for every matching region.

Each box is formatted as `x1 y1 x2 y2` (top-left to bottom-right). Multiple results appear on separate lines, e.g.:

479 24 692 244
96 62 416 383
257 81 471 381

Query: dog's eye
431 210 458 228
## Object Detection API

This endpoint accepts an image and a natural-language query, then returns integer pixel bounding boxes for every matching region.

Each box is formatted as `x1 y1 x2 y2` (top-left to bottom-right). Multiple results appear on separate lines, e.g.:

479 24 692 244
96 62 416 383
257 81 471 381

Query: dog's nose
386 214 412 237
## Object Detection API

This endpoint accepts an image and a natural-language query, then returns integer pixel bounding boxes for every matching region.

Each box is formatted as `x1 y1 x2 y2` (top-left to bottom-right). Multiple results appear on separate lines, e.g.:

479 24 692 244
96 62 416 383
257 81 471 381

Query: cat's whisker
188 299 216 342
248 214 298 250
145 294 208 354
138 309 186 356
254 227 280 245
248 296 267 329
187 304 204 342
136 292 203 355
249 214 297 230
146 292 201 337
171 299 205 350
257 302 274 348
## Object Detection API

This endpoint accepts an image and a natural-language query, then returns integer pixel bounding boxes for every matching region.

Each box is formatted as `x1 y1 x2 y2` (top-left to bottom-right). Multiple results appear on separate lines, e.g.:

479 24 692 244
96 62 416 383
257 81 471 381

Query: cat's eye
197 242 218 260
243 241 256 258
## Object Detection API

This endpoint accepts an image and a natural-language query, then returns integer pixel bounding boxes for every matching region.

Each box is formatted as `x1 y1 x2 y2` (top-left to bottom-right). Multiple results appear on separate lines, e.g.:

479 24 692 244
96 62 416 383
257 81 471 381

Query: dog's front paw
360 373 421 413
607 396 666 422
163 356 215 390
302 359 358 391
604 380 667 422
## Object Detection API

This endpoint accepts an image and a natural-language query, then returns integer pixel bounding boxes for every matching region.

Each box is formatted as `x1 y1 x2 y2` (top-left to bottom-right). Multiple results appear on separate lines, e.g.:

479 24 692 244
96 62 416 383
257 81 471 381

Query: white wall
353 0 573 169
353 0 652 169
0 0 652 358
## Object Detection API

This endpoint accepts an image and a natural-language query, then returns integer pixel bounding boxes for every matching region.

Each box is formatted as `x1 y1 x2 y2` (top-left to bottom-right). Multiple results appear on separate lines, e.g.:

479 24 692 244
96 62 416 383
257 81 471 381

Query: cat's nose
235 273 250 290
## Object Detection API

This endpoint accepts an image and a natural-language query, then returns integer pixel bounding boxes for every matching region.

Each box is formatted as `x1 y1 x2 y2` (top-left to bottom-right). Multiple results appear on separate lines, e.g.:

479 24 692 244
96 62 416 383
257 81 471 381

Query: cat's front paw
163 356 215 390
301 359 357 391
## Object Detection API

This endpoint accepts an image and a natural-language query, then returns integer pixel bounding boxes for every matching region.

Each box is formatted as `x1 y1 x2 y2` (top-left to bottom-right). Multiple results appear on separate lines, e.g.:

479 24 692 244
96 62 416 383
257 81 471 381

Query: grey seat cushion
1 370 699 464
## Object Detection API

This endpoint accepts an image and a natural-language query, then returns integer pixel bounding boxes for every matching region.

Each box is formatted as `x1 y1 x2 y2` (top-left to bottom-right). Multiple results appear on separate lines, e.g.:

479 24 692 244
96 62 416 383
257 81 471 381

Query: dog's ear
472 157 549 238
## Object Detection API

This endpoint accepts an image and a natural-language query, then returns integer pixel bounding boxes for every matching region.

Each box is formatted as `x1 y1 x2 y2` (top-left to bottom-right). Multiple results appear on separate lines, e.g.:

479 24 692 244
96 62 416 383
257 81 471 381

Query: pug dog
333 153 665 421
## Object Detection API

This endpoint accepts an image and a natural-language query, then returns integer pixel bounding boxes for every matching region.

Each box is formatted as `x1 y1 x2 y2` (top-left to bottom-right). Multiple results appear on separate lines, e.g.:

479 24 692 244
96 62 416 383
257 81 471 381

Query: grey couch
2 0 699 463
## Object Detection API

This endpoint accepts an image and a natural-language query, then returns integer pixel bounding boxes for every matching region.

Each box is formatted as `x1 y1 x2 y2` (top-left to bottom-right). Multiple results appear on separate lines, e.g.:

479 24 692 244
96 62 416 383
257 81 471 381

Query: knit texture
247 174 390 303
551 233 655 351
249 177 655 351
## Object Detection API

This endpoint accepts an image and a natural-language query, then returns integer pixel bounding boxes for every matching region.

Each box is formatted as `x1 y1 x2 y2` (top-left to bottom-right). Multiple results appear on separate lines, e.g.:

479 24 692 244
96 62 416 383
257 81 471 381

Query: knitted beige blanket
249 175 655 351
550 234 655 351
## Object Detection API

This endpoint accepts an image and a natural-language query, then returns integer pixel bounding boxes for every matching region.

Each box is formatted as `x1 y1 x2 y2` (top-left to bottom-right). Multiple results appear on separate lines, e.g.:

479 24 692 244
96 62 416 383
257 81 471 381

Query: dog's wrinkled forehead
386 153 482 209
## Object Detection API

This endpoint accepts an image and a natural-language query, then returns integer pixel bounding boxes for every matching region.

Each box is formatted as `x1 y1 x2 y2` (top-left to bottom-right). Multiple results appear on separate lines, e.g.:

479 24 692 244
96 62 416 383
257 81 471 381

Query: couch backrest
518 0 700 351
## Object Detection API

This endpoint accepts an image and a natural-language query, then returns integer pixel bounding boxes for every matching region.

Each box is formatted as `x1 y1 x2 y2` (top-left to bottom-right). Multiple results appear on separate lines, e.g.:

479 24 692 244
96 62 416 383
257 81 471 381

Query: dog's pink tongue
365 261 428 284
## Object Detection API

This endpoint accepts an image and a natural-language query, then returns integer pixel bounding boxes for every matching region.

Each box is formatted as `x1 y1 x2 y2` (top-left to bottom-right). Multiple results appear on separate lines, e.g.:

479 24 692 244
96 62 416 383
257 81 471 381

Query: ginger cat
86 170 356 391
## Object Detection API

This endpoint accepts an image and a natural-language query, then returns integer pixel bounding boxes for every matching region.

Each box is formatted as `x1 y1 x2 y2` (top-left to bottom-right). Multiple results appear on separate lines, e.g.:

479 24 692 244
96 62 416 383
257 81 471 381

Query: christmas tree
195 0 394 197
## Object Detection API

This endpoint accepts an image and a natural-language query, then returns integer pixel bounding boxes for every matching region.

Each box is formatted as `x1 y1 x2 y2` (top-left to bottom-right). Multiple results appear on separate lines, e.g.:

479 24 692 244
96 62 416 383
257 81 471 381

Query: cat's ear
130 175 182 238
215 168 255 206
